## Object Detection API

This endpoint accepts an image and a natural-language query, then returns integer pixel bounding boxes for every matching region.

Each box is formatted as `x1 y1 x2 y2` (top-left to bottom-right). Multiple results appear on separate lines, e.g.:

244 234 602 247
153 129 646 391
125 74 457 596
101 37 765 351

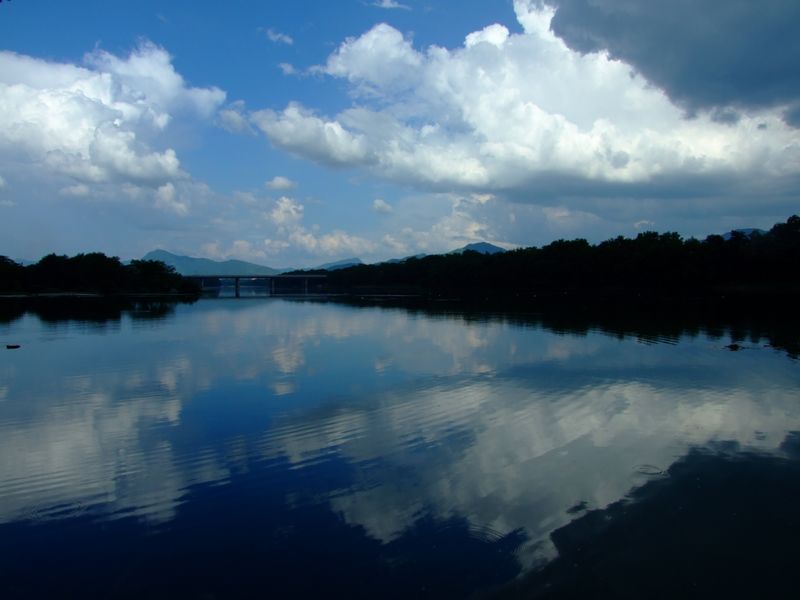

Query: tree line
3 215 798 298
324 215 800 299
0 253 199 295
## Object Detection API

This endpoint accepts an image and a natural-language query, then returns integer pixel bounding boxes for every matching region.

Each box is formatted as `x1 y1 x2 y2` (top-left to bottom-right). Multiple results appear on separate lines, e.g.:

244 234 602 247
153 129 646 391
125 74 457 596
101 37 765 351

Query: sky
1 0 798 267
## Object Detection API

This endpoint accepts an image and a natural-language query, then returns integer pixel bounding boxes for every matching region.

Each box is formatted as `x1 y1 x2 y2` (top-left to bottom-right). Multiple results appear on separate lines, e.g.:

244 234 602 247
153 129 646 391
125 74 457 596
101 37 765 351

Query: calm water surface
1 298 799 598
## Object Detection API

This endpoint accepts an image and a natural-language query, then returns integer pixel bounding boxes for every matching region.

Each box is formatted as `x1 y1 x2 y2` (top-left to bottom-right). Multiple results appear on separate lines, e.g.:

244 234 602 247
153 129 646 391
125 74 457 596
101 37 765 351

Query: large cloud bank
548 0 800 124
254 1 799 199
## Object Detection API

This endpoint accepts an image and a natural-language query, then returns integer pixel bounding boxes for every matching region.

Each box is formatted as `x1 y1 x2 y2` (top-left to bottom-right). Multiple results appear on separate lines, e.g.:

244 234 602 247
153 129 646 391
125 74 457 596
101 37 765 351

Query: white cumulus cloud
289 227 376 256
266 176 297 190
322 23 422 96
373 0 411 9
259 195 377 259
278 62 297 76
155 182 189 216
253 2 800 202
269 196 304 227
0 42 225 189
372 198 393 213
252 103 373 167
218 100 253 134
264 28 294 45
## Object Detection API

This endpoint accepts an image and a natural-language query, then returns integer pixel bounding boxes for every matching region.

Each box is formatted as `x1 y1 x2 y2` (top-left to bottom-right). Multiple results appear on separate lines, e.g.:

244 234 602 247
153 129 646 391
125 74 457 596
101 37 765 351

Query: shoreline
0 292 200 300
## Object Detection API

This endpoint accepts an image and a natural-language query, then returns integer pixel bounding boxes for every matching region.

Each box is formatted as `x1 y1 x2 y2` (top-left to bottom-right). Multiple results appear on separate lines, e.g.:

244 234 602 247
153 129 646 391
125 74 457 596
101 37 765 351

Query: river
1 297 799 598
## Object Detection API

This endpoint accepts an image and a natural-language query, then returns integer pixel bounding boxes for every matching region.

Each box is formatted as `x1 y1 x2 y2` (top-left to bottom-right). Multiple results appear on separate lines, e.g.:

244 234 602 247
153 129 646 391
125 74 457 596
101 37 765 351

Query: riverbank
0 292 200 299
0 253 201 297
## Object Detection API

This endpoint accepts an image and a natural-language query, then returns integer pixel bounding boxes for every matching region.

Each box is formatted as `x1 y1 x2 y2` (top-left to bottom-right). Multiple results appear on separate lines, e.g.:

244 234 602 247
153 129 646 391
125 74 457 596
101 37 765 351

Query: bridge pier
187 273 326 297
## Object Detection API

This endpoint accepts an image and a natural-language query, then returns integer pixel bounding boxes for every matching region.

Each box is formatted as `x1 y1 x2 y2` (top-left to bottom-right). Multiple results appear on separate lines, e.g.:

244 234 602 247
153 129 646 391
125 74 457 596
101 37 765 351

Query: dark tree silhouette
0 253 198 295
323 215 800 300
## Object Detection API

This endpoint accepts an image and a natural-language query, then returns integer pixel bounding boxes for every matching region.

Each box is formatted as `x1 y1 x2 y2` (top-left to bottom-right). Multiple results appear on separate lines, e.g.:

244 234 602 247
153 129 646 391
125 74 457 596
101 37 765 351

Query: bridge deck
185 273 327 297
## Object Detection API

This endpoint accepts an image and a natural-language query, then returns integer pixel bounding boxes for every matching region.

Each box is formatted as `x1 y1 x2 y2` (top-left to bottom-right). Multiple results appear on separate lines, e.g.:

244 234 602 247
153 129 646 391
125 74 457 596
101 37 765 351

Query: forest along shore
317 215 800 302
0 253 199 297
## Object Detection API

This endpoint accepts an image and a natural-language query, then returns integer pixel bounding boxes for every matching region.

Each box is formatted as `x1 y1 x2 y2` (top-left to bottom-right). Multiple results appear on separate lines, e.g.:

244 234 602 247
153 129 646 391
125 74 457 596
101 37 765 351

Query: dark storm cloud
547 0 800 125
504 170 800 204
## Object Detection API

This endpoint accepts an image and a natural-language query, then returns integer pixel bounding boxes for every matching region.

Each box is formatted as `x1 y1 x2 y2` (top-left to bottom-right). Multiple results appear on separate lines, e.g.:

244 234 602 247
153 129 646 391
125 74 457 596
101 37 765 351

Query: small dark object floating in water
6 344 20 349
726 343 741 351
635 464 666 476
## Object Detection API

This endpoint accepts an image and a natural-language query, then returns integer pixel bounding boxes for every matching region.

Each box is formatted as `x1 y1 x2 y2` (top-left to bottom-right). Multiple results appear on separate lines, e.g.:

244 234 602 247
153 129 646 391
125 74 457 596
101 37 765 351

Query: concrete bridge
186 273 327 297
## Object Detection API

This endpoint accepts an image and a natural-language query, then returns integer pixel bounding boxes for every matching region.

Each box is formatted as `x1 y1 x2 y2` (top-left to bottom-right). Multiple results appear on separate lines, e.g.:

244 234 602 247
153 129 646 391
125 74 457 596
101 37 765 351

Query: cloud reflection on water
0 298 798 578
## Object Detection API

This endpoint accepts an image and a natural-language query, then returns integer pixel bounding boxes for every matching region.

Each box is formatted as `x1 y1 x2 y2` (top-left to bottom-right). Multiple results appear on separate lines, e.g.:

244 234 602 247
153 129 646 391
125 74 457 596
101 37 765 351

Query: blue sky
1 0 798 267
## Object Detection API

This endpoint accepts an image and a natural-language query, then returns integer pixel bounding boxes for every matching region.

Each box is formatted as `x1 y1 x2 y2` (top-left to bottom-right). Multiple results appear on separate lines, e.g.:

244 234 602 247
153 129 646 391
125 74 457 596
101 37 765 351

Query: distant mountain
378 243 504 265
142 250 283 276
722 228 766 241
143 243 505 277
315 257 363 271
383 253 427 264
450 242 507 255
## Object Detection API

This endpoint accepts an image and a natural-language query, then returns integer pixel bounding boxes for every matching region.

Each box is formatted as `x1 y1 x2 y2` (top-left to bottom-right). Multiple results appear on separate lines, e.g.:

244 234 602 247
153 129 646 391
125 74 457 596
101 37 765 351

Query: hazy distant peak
142 249 282 276
721 228 766 241
315 257 363 270
450 242 507 255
